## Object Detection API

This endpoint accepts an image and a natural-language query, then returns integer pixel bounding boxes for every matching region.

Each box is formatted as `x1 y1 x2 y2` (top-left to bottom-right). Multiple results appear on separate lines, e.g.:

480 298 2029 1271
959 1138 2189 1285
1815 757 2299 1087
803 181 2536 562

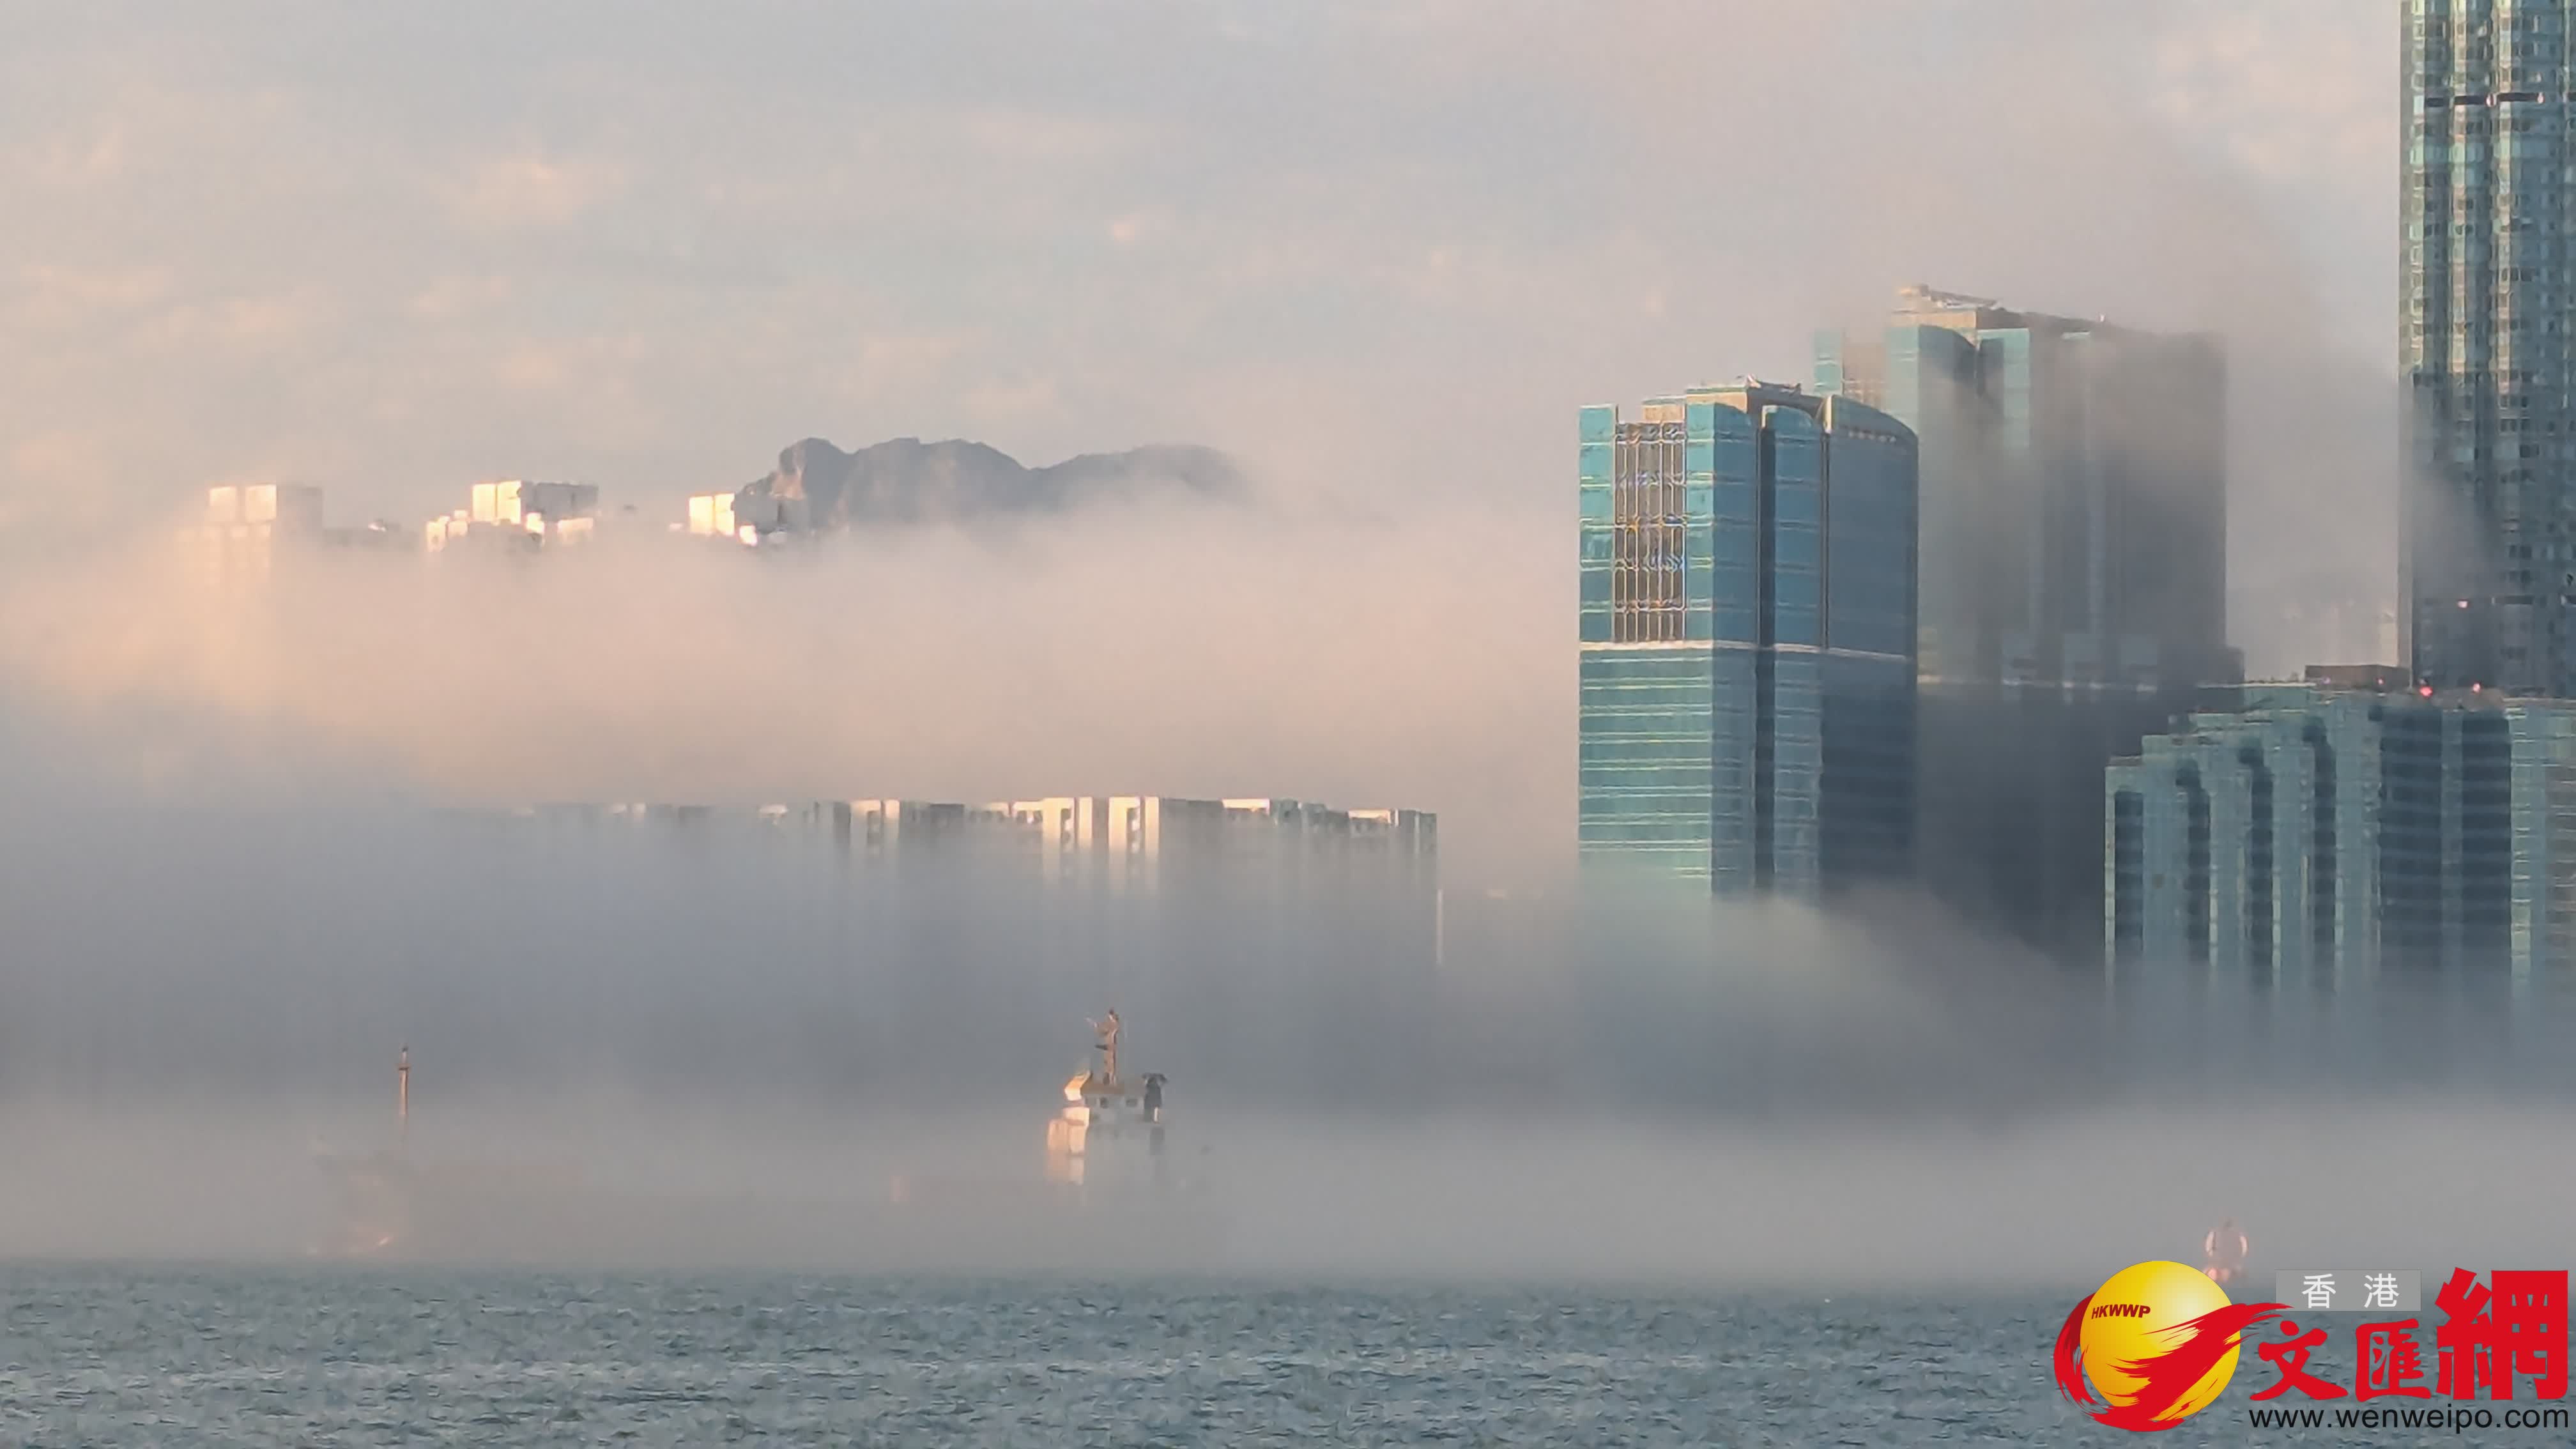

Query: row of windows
1577 822 1716 846
2409 139 2565 162
1575 721 1721 747
2414 110 2558 135
1584 594 1906 656
1577 700 1715 722
1577 719 1721 744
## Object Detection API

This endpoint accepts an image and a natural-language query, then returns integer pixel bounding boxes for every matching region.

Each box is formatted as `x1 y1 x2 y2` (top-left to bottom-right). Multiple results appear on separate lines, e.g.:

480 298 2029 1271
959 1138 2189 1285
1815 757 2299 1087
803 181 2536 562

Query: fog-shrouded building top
519 795 1434 875
1577 382 1917 897
2403 3 2576 694
1816 284 2228 693
187 484 410 590
425 480 599 554
1816 286 2229 965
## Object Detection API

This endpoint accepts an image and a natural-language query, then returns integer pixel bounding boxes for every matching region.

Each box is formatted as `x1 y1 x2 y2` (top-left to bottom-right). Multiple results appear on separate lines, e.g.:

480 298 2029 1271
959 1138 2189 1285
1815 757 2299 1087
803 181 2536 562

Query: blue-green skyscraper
1577 382 1917 898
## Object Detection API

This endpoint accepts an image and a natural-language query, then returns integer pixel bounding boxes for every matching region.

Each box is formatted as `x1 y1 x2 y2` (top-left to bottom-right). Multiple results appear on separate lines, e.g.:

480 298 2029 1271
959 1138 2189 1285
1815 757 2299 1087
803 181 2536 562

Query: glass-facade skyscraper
1816 287 2229 962
2404 1 2575 693
1576 382 1917 897
1817 288 2228 692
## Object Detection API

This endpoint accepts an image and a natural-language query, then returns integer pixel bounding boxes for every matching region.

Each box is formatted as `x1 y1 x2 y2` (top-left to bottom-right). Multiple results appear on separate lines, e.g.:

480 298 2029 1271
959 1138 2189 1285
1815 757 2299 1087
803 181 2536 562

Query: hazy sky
3 0 2388 529
0 1 2402 880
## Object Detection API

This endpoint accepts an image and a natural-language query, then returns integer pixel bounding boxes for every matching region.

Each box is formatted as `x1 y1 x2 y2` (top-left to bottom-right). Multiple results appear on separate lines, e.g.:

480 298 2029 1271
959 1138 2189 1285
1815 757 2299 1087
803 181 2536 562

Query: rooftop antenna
397 1045 410 1146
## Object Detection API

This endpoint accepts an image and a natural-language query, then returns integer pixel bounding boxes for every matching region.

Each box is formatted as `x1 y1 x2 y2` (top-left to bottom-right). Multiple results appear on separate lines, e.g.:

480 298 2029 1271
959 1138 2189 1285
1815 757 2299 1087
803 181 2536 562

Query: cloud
1105 211 1164 248
0 500 1566 882
15 262 172 318
962 373 1065 423
443 154 631 230
954 106 1150 164
405 273 517 321
0 1 2405 863
27 125 130 187
2 432 117 526
829 329 982 404
2149 0 2389 185
144 290 329 354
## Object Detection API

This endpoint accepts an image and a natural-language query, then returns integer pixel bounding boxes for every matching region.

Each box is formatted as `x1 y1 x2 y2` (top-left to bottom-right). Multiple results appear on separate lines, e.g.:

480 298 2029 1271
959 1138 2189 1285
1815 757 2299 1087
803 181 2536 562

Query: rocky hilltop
733 437 1245 528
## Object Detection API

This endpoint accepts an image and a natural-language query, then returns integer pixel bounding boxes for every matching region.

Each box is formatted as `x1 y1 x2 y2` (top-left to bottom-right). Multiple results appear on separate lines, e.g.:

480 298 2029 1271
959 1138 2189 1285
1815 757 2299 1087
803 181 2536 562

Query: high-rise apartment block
2404 1 2576 693
686 491 807 546
187 484 408 588
513 795 1439 1096
1816 287 2229 958
426 480 599 553
192 484 326 588
2108 667 2576 992
1576 383 1917 896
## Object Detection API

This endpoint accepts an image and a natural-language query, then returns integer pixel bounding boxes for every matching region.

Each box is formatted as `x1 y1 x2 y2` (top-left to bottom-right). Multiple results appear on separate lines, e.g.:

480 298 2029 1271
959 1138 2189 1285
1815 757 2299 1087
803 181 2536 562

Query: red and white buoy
2202 1218 2248 1285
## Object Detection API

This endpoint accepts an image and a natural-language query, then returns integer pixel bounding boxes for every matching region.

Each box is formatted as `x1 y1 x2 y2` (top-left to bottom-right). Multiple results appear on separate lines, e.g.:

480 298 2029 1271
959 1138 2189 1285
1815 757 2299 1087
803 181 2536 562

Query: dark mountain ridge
735 437 1245 528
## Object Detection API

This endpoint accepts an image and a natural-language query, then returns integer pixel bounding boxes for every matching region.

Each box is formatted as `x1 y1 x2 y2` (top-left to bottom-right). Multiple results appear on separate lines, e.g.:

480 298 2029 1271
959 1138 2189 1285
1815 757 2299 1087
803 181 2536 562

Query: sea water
0 1266 2509 1445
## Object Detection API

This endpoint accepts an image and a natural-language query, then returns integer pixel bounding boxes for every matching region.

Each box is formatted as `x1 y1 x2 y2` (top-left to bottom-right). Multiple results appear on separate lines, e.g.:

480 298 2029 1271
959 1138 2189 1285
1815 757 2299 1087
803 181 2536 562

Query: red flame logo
2054 1291 2286 1431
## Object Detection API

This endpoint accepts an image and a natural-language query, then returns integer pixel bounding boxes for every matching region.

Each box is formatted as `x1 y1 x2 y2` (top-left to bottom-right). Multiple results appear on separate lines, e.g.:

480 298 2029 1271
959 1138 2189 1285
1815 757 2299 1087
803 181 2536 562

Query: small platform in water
314 1015 1226 1273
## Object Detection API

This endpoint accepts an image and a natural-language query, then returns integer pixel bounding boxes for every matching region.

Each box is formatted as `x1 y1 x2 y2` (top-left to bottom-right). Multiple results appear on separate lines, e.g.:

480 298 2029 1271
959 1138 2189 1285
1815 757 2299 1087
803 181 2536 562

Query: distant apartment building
1576 381 1918 898
192 483 325 588
2106 666 2576 993
685 491 745 543
188 484 410 588
1816 286 2231 961
425 480 599 554
684 491 806 546
579 794 1440 914
515 794 1439 1095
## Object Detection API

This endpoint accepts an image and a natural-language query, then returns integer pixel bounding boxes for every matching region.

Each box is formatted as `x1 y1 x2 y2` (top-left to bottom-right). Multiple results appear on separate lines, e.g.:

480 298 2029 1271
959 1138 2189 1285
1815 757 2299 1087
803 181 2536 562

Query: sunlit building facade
1816 286 2230 961
686 490 808 546
2106 667 2576 993
425 479 599 554
191 484 325 589
1577 382 1917 898
187 484 410 590
2403 1 2576 693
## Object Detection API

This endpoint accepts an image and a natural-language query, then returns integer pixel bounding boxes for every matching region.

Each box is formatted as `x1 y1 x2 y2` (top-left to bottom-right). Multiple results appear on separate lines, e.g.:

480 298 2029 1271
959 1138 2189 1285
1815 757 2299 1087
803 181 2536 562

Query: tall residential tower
1576 383 1917 898
2404 1 2575 693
